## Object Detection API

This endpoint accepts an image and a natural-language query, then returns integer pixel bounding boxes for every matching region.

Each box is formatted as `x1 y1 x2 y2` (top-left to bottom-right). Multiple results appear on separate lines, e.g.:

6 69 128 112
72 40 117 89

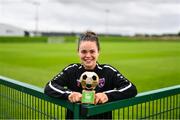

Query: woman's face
78 41 99 70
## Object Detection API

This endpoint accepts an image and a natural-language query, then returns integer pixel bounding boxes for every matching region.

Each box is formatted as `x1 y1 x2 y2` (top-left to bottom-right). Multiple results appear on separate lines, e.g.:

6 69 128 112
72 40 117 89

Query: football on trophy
80 72 99 90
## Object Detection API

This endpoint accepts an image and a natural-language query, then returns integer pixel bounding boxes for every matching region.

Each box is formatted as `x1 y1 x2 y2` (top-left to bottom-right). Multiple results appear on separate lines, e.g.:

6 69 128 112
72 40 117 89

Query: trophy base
81 90 95 104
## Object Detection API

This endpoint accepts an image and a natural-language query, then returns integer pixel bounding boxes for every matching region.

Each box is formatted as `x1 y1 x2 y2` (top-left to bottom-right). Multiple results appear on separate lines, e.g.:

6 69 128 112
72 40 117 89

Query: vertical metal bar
152 100 154 119
6 87 8 118
145 102 147 118
0 84 2 119
17 90 19 119
170 96 172 118
120 108 121 119
47 102 49 119
36 97 38 118
148 101 150 119
172 95 174 119
30 95 32 119
36 98 38 119
2 85 4 119
57 104 59 119
141 103 143 118
3 86 5 119
11 87 13 118
8 87 12 118
123 107 125 119
20 91 22 119
44 100 46 119
50 102 52 119
163 97 165 119
173 95 175 119
1 85 2 117
27 94 29 119
10 88 12 118
160 98 162 119
177 94 178 119
34 96 36 119
50 103 52 119
6 86 8 118
10 87 12 118
18 91 20 119
0 85 2 118
13 90 16 118
43 100 45 119
35 97 36 119
60 105 62 119
53 103 56 119
9 87 11 118
156 99 158 119
32 96 33 119
8 87 11 118
166 97 168 119
21 91 25 119
6 86 7 118
132 105 134 119
21 92 22 119
41 99 42 119
33 97 37 119
127 106 129 119
28 94 30 119
25 94 27 119
7 87 10 118
136 104 138 119
5 86 7 118
176 95 178 119
73 104 80 119
33 96 34 119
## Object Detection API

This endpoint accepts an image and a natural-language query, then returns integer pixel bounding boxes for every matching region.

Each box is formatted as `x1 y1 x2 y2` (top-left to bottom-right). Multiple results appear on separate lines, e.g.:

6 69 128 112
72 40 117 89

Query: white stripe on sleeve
104 83 132 93
49 81 72 94
103 65 117 72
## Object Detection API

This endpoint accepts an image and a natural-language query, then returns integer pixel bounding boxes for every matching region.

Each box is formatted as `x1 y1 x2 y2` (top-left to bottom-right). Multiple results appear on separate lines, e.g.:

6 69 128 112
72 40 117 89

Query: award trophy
80 71 99 104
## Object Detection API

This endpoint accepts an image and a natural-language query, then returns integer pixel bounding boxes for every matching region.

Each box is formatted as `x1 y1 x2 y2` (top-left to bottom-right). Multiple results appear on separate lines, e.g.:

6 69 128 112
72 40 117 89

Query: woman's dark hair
78 31 100 51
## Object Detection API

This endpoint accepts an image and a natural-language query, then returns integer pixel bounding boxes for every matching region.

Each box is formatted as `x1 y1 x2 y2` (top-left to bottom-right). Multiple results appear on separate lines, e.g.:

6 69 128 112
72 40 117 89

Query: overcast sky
0 0 180 35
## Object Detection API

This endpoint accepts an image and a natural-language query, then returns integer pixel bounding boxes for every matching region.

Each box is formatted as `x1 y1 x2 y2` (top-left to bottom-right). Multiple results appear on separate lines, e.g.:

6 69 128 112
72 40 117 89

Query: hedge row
1 36 178 43
0 36 77 43
0 36 48 43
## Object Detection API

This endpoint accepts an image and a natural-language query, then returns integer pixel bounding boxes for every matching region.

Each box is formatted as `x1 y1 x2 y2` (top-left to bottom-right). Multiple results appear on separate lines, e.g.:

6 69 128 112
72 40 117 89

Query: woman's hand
95 93 108 104
68 92 82 103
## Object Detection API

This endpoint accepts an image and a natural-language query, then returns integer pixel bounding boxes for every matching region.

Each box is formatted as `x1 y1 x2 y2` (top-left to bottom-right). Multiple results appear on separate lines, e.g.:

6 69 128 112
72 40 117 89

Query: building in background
0 23 30 36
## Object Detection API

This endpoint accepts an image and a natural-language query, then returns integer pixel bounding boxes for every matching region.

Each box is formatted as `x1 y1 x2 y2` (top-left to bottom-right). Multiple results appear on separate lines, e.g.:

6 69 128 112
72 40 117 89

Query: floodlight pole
33 2 40 36
105 9 110 36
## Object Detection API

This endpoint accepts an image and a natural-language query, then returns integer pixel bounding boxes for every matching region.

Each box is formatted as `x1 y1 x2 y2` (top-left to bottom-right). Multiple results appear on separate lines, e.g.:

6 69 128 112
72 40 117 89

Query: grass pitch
0 41 180 92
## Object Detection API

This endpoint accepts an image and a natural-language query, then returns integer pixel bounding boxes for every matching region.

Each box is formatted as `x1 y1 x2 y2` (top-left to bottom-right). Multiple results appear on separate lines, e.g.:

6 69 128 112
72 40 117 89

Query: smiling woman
77 32 100 70
44 31 137 119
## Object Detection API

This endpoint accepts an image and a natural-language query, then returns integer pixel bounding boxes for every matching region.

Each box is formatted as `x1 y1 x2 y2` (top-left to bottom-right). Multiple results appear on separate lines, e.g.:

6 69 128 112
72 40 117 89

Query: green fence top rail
80 85 180 117
0 75 76 111
0 75 179 118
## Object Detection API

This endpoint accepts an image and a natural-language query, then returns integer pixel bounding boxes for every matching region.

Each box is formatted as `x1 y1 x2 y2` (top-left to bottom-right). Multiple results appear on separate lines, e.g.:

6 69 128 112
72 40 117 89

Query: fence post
73 103 80 119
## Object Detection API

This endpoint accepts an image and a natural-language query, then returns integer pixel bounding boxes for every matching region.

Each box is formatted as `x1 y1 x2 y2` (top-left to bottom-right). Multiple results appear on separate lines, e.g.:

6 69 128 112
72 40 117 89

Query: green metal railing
0 75 179 119
0 76 80 119
81 85 180 119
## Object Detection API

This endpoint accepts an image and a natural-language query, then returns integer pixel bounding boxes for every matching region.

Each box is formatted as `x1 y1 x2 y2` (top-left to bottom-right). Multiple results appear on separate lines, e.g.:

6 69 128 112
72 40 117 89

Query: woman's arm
103 66 137 102
44 70 72 99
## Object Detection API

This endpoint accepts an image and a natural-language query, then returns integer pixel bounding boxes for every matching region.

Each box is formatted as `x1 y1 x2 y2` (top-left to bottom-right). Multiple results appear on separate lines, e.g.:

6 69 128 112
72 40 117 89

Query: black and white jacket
44 63 137 102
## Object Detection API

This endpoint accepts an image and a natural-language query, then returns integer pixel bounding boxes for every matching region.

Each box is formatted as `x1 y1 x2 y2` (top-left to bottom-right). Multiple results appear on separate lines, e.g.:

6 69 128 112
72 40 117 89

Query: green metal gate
0 75 179 119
